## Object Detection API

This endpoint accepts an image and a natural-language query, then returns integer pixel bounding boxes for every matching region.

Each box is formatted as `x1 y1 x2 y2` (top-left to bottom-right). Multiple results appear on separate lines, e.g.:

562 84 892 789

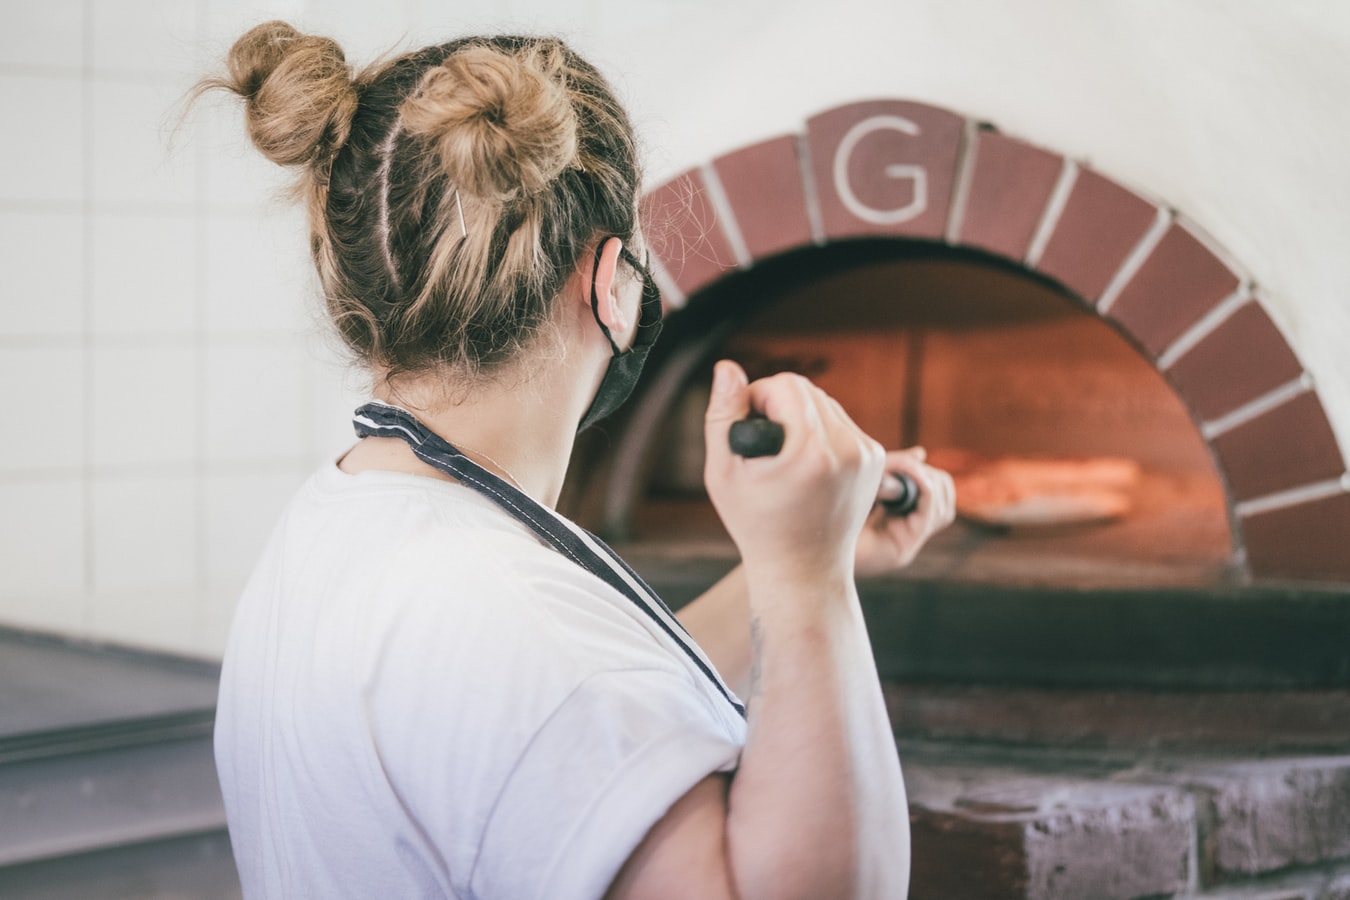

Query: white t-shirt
215 463 747 900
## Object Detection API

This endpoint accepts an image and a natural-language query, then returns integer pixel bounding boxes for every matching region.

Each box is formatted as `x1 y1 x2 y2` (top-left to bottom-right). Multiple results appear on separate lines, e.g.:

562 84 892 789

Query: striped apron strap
352 400 746 719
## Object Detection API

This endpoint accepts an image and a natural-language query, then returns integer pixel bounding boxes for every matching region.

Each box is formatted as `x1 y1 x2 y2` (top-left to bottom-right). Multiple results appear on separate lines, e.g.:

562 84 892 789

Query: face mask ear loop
590 241 623 356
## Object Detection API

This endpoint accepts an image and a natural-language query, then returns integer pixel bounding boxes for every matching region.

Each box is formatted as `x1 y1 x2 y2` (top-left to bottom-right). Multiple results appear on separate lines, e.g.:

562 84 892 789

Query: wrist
742 561 858 617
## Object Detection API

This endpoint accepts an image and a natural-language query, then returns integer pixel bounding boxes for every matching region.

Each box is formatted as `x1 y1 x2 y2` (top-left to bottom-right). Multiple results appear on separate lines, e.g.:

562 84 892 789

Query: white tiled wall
0 0 389 658
0 0 601 659
0 0 645 659
0 75 84 203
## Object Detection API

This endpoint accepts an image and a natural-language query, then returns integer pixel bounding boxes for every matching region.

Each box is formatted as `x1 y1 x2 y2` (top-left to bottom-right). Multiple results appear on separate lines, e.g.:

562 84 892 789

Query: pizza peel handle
727 417 785 457
727 417 921 517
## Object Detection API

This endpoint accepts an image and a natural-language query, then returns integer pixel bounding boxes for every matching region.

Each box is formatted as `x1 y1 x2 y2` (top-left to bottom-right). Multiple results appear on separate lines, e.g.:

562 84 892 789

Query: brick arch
640 99 1350 583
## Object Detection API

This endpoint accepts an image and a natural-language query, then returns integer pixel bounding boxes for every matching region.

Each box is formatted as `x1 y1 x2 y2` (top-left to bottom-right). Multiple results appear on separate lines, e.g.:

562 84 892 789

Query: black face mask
577 242 664 432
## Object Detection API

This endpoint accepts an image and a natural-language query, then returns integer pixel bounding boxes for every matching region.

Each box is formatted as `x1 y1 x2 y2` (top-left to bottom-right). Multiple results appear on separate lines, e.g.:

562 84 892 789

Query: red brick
1166 302 1304 421
957 130 1064 262
1107 222 1243 357
1242 492 1350 582
641 169 737 299
910 807 1027 899
1211 392 1347 501
1035 167 1159 303
805 100 965 242
711 135 813 261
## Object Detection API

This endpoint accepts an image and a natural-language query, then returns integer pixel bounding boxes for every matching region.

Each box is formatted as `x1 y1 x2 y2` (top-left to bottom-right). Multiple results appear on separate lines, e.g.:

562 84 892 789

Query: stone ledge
1134 757 1350 884
905 744 1193 900
901 742 1350 899
1184 857 1350 899
883 683 1350 753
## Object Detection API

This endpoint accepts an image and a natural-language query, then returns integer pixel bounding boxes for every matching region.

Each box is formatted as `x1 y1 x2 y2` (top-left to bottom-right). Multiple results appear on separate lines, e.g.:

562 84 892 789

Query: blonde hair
203 21 642 382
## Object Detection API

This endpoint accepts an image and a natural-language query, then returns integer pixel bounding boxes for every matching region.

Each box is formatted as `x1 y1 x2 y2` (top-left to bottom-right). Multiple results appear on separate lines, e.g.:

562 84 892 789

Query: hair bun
221 20 359 168
401 41 579 201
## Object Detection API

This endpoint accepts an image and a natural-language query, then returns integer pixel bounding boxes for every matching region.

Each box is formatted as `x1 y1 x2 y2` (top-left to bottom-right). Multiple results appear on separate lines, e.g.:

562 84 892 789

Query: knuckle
837 437 865 469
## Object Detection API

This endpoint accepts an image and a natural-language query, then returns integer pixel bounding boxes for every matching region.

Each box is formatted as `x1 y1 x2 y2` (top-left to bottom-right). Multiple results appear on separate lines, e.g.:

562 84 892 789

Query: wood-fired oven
561 98 1350 699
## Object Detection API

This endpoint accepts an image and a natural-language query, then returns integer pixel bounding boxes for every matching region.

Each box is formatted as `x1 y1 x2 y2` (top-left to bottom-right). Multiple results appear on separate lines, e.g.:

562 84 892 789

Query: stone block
905 756 1194 899
1199 887 1314 900
1322 871 1350 900
1020 790 1195 899
1188 862 1350 899
1176 756 1350 883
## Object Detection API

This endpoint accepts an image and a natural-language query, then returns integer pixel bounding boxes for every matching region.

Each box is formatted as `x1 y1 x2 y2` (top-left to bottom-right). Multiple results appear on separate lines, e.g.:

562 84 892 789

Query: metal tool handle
727 417 921 516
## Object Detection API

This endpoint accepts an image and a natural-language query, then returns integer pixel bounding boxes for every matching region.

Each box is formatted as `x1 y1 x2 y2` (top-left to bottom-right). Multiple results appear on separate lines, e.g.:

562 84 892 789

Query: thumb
704 360 751 452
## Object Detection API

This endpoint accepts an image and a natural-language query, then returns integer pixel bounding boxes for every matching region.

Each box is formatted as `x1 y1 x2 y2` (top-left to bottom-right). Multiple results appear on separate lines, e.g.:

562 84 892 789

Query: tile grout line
795 131 827 247
1095 206 1171 314
1200 373 1314 440
193 0 211 646
0 62 197 83
0 456 321 484
0 198 254 215
1157 284 1252 371
0 330 301 349
80 0 96 633
1024 158 1077 268
697 162 752 270
648 254 685 310
943 119 979 246
1235 474 1350 519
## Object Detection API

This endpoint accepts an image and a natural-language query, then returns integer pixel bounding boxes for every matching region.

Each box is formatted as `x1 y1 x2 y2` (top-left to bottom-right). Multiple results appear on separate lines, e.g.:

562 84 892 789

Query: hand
703 360 885 589
855 446 956 578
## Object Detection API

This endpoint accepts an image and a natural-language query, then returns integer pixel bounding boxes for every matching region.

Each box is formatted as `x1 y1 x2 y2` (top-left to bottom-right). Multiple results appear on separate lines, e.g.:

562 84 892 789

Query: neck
378 366 583 508
338 274 619 508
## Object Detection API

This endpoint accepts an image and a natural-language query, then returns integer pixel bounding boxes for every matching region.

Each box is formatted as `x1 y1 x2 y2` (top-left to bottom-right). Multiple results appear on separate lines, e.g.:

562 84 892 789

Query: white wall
1 0 1346 657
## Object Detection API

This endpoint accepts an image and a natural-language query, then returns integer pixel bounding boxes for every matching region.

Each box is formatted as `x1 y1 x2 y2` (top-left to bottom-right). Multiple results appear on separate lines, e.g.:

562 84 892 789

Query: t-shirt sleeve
469 666 742 900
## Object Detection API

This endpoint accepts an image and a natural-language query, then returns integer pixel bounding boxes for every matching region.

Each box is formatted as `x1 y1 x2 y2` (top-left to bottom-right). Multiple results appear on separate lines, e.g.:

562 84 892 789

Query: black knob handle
726 417 921 517
728 417 785 457
880 473 921 517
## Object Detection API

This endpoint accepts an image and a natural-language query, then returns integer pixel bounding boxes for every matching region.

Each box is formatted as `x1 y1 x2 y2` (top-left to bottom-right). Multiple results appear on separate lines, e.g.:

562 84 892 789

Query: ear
581 236 628 336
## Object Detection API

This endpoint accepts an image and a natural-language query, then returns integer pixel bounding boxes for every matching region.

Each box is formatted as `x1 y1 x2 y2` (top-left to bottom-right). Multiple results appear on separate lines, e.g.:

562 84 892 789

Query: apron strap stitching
353 402 746 719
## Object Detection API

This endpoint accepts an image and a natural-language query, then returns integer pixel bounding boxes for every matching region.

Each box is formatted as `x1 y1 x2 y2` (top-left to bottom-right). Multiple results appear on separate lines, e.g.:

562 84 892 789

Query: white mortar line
649 254 686 309
944 119 980 246
795 132 827 246
1024 158 1078 268
1156 286 1252 371
1236 474 1350 519
1095 207 1172 313
81 0 96 604
1200 373 1315 440
698 162 752 269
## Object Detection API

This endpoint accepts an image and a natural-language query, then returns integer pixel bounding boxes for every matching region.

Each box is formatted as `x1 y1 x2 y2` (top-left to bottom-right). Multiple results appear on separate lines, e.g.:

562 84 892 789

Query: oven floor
623 469 1236 589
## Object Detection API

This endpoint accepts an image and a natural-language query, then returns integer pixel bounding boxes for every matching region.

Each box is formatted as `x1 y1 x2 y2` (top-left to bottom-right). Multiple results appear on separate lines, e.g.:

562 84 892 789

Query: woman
208 21 954 900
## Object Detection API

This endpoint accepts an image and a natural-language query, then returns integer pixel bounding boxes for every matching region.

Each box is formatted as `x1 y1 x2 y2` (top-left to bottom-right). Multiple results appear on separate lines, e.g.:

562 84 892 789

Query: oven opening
565 239 1237 591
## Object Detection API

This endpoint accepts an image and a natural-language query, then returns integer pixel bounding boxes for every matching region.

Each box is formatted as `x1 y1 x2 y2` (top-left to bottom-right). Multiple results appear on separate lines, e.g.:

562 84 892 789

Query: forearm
724 572 909 900
675 565 751 697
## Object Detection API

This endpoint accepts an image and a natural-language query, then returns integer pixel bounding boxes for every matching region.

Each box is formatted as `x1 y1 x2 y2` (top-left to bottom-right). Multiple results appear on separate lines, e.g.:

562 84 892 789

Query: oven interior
565 240 1237 592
